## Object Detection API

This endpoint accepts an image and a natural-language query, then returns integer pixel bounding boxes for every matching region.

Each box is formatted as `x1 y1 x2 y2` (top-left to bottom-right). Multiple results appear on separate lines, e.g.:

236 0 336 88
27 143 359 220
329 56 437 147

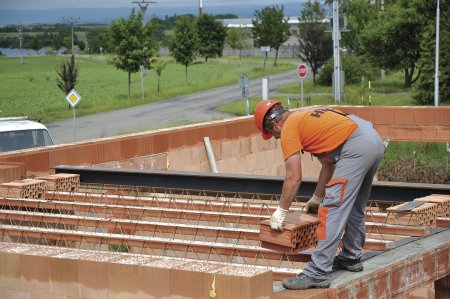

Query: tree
63 36 72 53
252 5 291 66
56 54 78 95
86 28 110 54
196 14 227 62
168 15 198 83
50 32 63 54
226 28 251 61
413 1 450 105
31 37 40 54
154 60 167 93
109 9 159 98
297 0 332 85
340 0 377 56
360 0 425 88
77 40 86 52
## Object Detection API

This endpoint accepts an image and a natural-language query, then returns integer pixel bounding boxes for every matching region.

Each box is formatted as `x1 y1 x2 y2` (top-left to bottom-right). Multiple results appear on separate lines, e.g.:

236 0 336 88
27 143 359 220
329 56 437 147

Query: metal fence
159 45 300 59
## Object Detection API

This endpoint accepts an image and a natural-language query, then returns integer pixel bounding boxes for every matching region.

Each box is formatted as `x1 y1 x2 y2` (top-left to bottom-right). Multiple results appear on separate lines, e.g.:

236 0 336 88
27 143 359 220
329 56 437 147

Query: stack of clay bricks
0 165 21 184
36 173 80 192
386 202 438 227
259 211 319 253
414 194 450 217
0 179 46 199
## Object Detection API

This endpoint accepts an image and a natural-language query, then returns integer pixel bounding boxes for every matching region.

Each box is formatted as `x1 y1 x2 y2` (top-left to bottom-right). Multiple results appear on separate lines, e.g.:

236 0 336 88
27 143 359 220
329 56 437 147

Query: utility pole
17 25 24 64
132 0 156 26
132 0 156 100
199 0 203 16
63 17 80 54
434 0 440 107
380 0 385 80
332 0 341 102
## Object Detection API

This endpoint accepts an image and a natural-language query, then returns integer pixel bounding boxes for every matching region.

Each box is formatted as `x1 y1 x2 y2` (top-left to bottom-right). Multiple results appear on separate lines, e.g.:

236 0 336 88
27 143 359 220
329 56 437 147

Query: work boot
282 273 330 290
332 256 363 272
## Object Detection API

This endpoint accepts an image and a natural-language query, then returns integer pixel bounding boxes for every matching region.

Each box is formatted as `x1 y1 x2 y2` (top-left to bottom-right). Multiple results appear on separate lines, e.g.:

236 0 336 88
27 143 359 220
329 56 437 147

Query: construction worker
253 100 384 290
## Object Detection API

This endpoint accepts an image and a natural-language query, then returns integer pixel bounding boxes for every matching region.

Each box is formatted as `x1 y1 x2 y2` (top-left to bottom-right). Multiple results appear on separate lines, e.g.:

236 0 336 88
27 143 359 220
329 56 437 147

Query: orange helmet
254 100 282 140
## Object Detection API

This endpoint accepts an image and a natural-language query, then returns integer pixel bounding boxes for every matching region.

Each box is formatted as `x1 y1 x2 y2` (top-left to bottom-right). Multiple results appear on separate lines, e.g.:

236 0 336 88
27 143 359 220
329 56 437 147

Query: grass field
0 55 294 123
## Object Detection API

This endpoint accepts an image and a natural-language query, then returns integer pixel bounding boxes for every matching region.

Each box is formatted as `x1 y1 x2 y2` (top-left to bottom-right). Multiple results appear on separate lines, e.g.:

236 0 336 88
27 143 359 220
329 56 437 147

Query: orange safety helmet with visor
254 100 285 140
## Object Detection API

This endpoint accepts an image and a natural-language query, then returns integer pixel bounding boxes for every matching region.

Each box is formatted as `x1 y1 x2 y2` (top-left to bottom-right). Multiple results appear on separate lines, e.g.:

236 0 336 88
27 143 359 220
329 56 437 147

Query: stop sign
297 63 307 78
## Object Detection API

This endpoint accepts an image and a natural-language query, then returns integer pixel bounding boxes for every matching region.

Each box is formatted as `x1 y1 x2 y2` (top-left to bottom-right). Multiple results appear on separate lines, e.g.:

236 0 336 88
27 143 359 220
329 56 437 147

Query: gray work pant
302 115 385 280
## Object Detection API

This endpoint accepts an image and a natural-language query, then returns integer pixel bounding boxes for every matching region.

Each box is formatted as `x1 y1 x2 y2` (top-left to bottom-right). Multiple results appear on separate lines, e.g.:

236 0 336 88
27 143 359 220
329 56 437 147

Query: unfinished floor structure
0 106 449 298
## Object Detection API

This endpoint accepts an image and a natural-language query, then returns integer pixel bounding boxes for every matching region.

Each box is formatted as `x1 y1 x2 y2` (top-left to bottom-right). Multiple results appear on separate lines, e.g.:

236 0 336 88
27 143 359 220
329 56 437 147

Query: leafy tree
56 54 78 95
215 14 238 19
109 8 159 98
31 37 40 54
78 40 86 52
341 0 377 55
196 14 227 62
297 0 332 85
154 60 167 93
226 28 251 61
168 15 198 83
63 36 72 53
86 28 110 54
50 32 64 54
360 0 425 88
252 5 291 66
413 1 450 105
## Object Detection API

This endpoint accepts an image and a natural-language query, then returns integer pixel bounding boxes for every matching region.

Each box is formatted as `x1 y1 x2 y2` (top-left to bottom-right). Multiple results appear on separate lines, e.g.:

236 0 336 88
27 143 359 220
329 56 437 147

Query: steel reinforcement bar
0 209 404 252
0 197 271 226
0 224 312 264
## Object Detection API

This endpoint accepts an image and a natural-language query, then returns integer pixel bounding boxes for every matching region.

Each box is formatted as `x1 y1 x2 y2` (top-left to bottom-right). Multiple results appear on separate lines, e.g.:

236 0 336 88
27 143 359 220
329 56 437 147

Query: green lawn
381 141 450 168
0 55 295 123
218 70 416 117
276 71 415 106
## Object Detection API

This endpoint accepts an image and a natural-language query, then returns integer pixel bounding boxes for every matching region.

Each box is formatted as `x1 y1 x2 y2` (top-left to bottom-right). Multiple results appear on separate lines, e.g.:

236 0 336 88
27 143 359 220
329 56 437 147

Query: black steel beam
54 165 450 202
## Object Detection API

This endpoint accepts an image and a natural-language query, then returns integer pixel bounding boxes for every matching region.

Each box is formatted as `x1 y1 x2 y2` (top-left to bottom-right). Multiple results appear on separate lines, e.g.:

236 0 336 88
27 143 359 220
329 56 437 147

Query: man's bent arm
279 153 302 210
314 159 335 198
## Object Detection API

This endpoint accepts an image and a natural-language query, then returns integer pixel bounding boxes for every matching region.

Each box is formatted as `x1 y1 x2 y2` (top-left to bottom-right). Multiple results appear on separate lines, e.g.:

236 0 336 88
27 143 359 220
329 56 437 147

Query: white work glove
305 194 323 214
270 206 288 231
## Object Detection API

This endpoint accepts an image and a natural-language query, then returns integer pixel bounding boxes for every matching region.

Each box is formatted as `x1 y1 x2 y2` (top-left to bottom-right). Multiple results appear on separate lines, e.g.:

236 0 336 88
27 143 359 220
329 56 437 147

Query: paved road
47 69 300 144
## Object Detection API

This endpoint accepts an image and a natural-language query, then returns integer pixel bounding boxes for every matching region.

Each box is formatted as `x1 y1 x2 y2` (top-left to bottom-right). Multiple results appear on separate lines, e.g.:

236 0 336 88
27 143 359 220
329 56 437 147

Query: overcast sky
1 0 301 10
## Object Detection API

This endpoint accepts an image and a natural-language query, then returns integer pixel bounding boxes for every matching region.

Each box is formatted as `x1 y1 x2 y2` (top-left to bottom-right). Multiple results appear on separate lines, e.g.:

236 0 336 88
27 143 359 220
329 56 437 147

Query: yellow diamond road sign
66 89 81 108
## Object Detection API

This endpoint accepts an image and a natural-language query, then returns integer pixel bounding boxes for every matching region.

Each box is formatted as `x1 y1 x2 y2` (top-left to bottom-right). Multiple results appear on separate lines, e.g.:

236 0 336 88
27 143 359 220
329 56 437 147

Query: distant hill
0 2 303 26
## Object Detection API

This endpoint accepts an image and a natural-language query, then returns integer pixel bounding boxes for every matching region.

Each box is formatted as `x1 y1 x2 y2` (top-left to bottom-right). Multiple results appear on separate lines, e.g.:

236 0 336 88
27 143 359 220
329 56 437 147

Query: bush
317 57 333 86
318 54 377 86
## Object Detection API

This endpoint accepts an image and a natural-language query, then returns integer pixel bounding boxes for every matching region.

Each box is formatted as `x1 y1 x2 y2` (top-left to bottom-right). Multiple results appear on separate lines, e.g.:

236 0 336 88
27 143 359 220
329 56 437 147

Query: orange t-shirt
281 108 357 160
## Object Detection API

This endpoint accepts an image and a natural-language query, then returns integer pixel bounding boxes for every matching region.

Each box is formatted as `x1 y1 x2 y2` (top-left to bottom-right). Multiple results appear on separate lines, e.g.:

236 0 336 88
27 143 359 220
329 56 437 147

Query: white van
0 117 54 152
